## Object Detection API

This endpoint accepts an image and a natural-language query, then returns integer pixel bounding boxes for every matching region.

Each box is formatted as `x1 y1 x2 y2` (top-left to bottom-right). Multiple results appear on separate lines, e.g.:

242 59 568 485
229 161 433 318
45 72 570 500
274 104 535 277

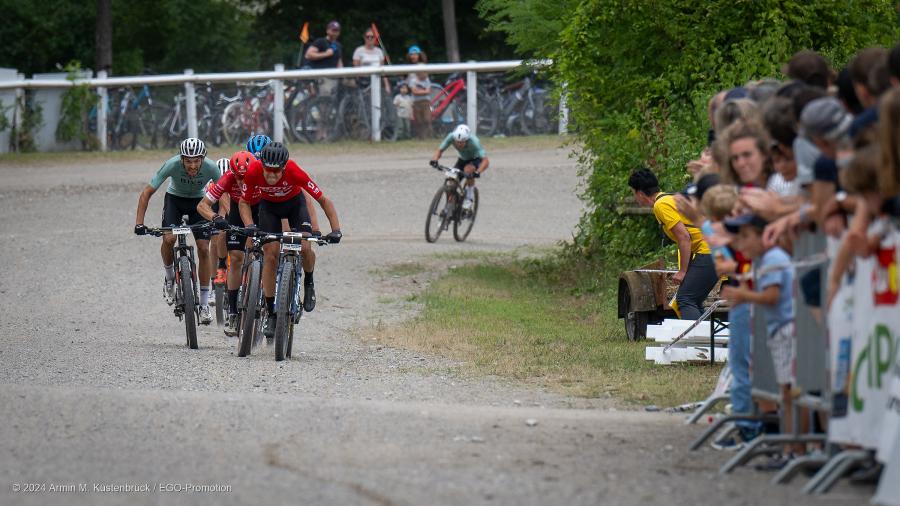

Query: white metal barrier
0 60 566 151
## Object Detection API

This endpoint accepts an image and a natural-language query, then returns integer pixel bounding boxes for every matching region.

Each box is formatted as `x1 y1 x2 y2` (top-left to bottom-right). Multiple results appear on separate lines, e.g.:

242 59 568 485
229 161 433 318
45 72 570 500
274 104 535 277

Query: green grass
372 257 722 407
375 261 428 278
0 135 570 165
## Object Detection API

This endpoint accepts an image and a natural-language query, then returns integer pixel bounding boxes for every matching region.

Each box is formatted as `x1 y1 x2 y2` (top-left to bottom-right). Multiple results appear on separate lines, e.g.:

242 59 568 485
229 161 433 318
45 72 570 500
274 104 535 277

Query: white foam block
645 346 728 365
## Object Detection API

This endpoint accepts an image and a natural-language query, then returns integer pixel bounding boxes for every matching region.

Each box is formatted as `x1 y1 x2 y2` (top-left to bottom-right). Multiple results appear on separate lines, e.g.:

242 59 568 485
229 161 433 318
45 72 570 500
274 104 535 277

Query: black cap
724 214 768 234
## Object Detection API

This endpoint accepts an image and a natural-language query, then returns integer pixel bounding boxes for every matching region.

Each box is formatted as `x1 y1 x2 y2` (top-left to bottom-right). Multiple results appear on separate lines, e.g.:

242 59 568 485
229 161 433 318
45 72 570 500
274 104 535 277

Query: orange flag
299 22 309 44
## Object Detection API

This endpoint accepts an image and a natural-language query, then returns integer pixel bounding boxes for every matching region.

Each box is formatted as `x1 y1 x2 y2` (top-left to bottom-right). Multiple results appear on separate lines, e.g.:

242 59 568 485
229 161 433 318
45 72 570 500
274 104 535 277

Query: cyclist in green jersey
133 138 221 324
430 124 489 210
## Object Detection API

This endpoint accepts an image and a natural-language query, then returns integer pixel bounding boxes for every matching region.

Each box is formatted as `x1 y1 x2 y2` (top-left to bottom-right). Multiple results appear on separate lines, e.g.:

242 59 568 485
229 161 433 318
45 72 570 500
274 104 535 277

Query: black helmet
260 142 289 169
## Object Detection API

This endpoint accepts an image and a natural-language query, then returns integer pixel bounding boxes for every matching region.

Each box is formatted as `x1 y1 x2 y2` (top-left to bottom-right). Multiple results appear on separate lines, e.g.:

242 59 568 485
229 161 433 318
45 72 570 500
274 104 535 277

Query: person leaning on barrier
628 168 719 321
305 20 344 96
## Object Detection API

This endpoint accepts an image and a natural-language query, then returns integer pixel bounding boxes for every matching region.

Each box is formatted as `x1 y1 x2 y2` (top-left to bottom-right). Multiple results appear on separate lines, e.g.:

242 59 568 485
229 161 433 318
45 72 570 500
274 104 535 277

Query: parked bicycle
425 163 479 243
142 216 213 349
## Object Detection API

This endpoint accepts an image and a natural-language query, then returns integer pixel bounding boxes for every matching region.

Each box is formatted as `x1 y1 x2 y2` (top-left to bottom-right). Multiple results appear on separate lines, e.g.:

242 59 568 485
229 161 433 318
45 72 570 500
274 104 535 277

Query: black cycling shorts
226 200 260 251
258 196 312 235
162 193 211 241
454 157 483 174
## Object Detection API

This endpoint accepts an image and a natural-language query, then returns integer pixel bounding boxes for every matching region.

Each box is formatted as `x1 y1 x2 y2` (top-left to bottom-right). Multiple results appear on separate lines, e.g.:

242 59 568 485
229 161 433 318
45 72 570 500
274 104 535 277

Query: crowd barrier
685 224 900 500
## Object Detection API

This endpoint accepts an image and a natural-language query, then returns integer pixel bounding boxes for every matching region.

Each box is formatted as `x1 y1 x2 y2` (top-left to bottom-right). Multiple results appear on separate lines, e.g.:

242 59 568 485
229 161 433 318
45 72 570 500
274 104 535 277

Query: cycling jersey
206 172 260 205
149 155 220 198
439 133 486 161
241 159 323 203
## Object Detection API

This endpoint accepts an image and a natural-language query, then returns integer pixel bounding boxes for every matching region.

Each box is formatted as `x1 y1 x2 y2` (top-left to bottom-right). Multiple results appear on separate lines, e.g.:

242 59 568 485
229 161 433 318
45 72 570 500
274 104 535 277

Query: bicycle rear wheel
453 186 479 242
274 260 295 361
179 256 198 349
237 260 262 357
425 187 451 243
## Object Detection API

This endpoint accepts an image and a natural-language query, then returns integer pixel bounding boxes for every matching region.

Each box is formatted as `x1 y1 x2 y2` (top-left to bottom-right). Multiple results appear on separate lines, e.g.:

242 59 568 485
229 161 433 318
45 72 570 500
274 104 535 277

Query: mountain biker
246 134 271 158
208 158 231 299
134 138 220 325
430 124 488 210
239 142 342 338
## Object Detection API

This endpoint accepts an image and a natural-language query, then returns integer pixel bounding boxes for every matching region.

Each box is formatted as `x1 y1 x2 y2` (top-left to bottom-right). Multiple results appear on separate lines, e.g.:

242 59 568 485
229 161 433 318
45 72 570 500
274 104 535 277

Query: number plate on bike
172 227 191 236
281 243 302 252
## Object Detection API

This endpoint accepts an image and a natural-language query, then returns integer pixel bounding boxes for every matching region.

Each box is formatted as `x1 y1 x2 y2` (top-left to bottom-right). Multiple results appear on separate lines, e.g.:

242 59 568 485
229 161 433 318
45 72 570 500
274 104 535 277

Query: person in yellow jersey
628 168 718 320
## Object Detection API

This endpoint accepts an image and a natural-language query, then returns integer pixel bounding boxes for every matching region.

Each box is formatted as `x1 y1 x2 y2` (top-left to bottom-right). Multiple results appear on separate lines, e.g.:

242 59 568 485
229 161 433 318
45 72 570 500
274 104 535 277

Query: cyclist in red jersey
198 151 259 333
239 142 342 338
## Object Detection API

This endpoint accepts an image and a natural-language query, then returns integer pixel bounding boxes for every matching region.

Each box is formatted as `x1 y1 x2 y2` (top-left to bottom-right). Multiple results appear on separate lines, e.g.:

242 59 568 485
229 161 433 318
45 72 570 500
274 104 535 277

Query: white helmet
215 157 230 176
180 137 207 158
451 124 471 142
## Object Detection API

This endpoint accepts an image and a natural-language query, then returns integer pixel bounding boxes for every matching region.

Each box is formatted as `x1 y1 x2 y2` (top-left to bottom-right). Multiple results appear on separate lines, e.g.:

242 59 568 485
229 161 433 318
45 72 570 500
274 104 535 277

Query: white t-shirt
352 46 384 66
766 172 799 197
393 94 413 119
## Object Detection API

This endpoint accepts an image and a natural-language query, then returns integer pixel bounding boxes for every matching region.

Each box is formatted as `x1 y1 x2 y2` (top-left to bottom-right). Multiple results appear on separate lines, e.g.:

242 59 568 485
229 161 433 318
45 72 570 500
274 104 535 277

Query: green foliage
56 61 99 150
476 0 575 59
0 100 10 134
484 0 900 274
14 95 43 153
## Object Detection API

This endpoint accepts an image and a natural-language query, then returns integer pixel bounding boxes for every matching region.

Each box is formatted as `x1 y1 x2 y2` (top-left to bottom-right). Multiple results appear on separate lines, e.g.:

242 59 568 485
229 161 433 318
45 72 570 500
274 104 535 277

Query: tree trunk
95 0 113 74
441 0 460 63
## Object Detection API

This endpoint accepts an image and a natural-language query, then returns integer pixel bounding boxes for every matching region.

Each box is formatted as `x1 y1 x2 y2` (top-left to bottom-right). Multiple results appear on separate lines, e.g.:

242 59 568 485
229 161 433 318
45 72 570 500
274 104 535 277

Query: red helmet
230 150 255 178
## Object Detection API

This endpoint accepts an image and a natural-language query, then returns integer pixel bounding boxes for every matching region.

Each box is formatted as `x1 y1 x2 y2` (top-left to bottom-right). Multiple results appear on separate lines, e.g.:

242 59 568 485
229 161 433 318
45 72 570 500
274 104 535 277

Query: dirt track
0 141 870 505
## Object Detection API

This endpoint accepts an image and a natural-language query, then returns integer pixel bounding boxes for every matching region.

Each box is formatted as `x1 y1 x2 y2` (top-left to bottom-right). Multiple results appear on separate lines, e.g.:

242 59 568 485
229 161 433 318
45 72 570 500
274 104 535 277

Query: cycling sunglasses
262 163 284 172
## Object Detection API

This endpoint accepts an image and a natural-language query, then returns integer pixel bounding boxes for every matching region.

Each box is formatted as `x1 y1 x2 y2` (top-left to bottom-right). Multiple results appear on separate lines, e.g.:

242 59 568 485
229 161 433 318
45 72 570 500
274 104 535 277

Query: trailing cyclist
133 138 220 325
246 134 271 158
198 151 258 335
430 124 489 211
238 142 342 338
208 158 231 300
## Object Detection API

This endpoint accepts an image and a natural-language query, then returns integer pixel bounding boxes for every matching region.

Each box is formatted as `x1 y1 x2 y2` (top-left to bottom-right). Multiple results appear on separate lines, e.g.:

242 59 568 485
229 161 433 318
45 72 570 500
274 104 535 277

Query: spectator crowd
629 44 900 496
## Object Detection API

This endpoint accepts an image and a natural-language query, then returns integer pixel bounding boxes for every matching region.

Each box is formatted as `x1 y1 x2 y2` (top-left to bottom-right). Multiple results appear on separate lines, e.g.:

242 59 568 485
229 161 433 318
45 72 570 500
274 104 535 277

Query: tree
442 0 460 62
481 0 900 267
95 0 112 74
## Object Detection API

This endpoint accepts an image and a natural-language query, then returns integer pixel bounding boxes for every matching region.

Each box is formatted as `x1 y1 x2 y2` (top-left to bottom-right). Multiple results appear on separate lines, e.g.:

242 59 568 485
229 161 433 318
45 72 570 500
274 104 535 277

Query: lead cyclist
133 138 220 325
429 124 489 211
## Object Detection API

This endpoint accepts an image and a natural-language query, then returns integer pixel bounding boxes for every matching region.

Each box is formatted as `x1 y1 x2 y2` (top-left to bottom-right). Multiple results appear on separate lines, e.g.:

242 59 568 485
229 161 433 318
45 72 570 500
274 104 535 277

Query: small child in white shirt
393 82 414 140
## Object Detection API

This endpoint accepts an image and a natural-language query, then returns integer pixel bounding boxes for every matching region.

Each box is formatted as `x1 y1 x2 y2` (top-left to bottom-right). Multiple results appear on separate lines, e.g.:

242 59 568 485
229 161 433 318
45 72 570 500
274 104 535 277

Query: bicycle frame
430 76 466 119
169 218 200 320
274 233 307 325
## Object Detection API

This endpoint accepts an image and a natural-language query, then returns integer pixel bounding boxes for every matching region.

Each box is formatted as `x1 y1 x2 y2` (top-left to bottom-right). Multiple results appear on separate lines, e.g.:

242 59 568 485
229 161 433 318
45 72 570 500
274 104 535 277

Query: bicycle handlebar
228 226 332 246
431 164 478 179
144 222 213 237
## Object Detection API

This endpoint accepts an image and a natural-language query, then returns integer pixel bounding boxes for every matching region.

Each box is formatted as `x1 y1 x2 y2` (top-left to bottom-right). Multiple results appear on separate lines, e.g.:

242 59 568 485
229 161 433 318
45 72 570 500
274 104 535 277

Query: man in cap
306 20 344 96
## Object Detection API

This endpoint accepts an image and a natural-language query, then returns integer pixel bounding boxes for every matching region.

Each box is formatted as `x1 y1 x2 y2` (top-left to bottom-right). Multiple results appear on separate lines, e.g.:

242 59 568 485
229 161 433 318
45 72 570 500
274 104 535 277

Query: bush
482 0 900 274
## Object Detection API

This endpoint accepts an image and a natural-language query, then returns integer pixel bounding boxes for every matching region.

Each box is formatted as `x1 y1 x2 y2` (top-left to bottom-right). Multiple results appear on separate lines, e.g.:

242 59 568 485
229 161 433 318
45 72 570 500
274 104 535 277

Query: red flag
371 23 391 64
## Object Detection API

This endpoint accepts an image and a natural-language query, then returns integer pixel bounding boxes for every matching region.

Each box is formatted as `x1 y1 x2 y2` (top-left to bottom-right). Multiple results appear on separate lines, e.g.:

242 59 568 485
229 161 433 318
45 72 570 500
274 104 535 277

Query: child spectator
721 214 796 469
393 82 414 140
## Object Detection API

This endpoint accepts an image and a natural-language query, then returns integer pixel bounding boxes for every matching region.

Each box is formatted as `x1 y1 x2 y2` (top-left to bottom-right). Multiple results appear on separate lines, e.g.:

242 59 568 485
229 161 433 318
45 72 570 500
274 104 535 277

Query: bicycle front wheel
179 256 198 349
274 260 295 361
425 186 451 243
453 186 479 242
238 259 262 357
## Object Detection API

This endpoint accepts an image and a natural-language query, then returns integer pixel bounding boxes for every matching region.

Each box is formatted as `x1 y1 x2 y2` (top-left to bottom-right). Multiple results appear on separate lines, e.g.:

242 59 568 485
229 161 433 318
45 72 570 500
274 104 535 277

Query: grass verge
372 255 722 407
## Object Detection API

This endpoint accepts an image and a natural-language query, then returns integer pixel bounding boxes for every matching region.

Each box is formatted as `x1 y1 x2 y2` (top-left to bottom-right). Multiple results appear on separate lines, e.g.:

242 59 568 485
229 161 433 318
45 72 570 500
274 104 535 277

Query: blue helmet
246 134 272 157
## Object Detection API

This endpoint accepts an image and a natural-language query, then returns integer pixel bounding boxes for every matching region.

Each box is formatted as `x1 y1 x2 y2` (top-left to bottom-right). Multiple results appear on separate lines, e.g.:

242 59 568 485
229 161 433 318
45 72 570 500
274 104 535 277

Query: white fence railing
0 60 566 152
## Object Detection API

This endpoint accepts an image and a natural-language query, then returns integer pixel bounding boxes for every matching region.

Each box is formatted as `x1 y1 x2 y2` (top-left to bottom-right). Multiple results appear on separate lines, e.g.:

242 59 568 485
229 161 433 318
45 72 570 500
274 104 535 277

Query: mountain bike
143 216 212 349
228 227 269 358
425 163 479 243
272 232 330 361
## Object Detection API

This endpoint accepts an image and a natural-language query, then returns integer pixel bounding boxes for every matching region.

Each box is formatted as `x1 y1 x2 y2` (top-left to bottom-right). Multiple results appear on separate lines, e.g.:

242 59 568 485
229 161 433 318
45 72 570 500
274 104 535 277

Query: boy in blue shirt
721 213 797 469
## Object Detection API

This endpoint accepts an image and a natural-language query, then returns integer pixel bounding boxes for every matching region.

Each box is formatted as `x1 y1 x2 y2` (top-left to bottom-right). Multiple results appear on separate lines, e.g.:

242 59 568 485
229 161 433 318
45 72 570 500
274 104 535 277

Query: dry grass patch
372 260 721 407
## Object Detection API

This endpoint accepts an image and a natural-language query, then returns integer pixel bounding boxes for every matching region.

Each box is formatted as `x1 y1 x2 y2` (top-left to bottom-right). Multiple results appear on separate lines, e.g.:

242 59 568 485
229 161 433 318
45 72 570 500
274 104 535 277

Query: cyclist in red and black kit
239 142 342 337
197 150 259 334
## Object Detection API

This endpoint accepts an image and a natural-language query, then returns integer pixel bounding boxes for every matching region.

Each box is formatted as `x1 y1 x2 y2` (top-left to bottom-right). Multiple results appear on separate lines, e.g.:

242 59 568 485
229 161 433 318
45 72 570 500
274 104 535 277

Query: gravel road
0 142 870 505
